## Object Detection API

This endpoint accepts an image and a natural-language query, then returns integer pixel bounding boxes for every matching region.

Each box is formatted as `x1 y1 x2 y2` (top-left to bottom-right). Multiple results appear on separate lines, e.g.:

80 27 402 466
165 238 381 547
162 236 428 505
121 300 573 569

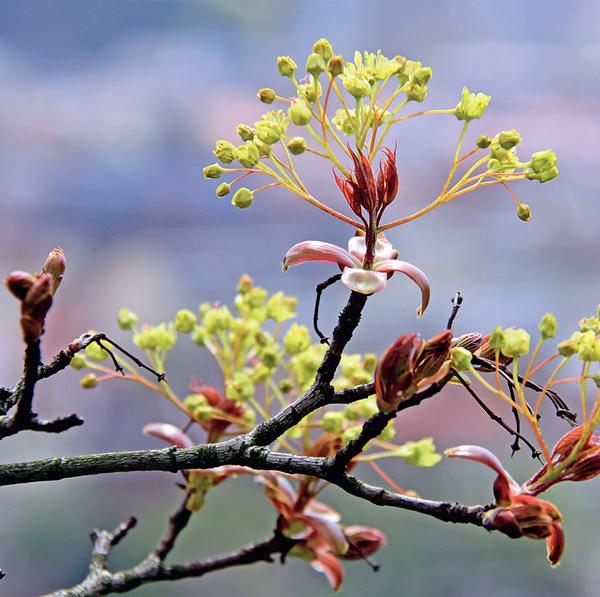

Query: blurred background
1 0 599 595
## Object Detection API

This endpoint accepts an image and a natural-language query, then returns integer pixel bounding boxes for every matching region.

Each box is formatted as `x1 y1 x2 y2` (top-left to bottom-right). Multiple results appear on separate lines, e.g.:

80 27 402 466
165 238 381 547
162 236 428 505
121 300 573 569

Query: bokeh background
1 1 600 595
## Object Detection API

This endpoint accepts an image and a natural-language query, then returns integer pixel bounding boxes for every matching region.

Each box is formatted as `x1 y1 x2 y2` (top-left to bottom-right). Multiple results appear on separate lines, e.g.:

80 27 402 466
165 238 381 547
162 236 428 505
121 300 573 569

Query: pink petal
298 513 349 555
374 259 431 316
143 423 194 449
311 551 345 591
445 445 521 502
283 241 360 271
546 523 565 567
341 268 388 294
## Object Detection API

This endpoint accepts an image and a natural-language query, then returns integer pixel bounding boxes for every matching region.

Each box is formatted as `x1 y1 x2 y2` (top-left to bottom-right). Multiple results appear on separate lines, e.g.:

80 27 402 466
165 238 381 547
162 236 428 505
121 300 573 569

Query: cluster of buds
5 248 66 342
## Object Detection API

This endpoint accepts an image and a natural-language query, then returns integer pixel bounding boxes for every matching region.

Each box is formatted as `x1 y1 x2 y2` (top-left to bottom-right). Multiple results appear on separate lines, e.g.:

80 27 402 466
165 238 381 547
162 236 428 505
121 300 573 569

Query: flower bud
455 87 491 121
517 203 532 221
312 38 333 62
80 373 98 389
266 291 297 322
525 149 558 183
497 129 522 150
231 187 254 209
341 526 387 560
288 100 312 126
43 247 66 293
202 163 224 179
557 339 578 357
5 271 35 301
215 182 231 198
343 73 371 98
253 138 271 157
257 87 276 104
85 342 108 361
175 309 197 333
539 312 557 340
297 81 322 102
322 411 345 433
306 52 327 77
213 140 236 164
117 308 138 330
255 120 284 145
488 327 506 352
287 136 306 155
69 354 87 370
191 325 206 346
476 135 491 149
277 55 297 77
236 124 254 141
327 55 344 77
233 142 260 168
236 274 254 294
225 371 254 402
500 328 531 359
450 346 473 371
283 323 311 355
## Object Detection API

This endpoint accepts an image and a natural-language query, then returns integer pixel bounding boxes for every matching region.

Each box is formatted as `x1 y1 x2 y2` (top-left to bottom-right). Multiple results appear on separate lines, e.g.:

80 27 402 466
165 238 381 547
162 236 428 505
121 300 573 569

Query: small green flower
85 342 109 362
322 411 345 433
342 72 371 98
216 183 231 198
342 425 362 445
191 325 206 346
450 346 473 371
203 306 234 334
539 313 557 340
288 100 312 126
455 87 491 121
117 308 138 331
231 188 254 209
379 420 396 441
133 323 176 352
283 323 311 355
500 328 531 359
525 150 558 183
202 163 224 179
266 291 297 322
517 203 532 221
488 326 506 352
306 52 327 78
236 124 254 141
332 108 357 136
257 87 276 104
225 371 255 402
476 135 491 149
395 437 441 467
298 81 322 103
287 136 306 155
277 56 297 77
497 129 522 150
233 142 260 168
69 354 87 370
80 373 98 389
254 110 288 145
213 140 236 164
175 309 197 334
312 38 333 62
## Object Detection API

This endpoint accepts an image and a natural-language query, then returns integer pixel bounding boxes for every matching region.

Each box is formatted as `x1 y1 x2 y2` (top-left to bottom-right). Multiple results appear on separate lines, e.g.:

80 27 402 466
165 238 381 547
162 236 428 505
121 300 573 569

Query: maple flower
446 445 565 567
283 233 430 313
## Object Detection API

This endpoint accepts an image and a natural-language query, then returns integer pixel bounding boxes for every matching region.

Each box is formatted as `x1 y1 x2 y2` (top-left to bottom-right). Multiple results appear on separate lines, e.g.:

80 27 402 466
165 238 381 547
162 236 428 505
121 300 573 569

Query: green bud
306 52 327 77
297 81 322 103
255 120 284 145
322 411 345 433
343 72 371 98
225 371 255 402
253 138 271 157
236 124 254 141
85 342 109 362
199 302 212 316
288 100 312 126
69 353 87 370
538 312 557 340
363 353 377 373
133 323 176 352
332 108 356 136
184 393 208 411
579 317 600 334
257 87 276 104
175 309 197 334
213 140 236 164
202 306 234 334
525 150 558 183
500 328 531 359
312 38 333 62
327 55 344 77
455 86 491 121
283 324 311 355
277 55 297 77
557 339 578 357
517 203 532 221
233 142 260 168
488 327 506 352
404 83 427 102
231 188 254 209
497 129 522 150
202 163 224 179
342 425 362 446
279 379 294 394
476 135 491 149
242 407 256 427
250 363 271 384
266 291 297 322
260 345 280 369
237 274 254 294
117 308 138 331
344 397 378 421
191 325 206 346
579 340 600 362
80 373 98 389
450 346 473 371
216 182 231 198
287 136 307 155
395 438 441 467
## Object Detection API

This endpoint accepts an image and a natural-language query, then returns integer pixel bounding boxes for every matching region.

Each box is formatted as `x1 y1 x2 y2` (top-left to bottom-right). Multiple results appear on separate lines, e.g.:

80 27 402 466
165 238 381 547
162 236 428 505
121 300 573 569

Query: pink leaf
283 241 360 271
143 423 194 449
374 259 430 316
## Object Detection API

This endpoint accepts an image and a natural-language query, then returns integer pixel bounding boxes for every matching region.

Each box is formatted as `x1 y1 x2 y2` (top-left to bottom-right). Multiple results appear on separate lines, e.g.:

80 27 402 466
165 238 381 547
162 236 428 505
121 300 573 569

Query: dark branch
313 273 342 344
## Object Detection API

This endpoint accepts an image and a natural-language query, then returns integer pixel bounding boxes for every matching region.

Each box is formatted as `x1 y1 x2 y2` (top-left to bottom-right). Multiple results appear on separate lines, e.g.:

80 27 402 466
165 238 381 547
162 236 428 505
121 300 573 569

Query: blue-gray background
1 1 599 595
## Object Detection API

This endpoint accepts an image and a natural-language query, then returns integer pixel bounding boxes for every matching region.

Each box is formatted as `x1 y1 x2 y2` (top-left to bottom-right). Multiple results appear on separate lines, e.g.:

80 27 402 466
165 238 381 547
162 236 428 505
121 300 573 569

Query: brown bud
413 330 453 384
20 273 53 342
340 525 387 560
5 271 35 301
42 247 66 294
452 332 484 353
